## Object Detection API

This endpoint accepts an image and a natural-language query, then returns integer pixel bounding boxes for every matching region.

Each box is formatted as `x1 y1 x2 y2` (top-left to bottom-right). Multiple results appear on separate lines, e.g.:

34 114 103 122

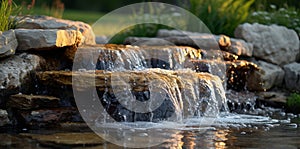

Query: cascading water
75 44 229 123
71 44 279 148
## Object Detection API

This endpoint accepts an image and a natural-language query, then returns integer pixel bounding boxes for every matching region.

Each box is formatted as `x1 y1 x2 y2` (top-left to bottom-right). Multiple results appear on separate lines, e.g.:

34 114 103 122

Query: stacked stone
0 16 95 127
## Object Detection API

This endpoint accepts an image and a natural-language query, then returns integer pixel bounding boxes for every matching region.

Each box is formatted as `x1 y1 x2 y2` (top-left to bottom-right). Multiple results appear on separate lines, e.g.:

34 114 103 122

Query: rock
21 132 104 147
0 109 10 126
247 60 284 91
16 15 95 45
256 91 287 108
192 60 259 91
15 29 82 51
235 23 300 66
124 37 175 46
0 30 17 58
0 53 42 107
226 90 256 113
283 62 300 91
95 36 108 44
70 44 203 71
157 29 232 49
188 59 227 86
7 94 60 110
226 60 259 91
8 107 80 127
128 30 252 57
36 69 226 122
229 38 253 57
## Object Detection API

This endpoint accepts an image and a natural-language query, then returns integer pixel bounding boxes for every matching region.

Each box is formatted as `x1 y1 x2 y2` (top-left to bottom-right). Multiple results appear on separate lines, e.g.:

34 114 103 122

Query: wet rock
283 62 300 91
256 91 287 108
21 132 104 147
226 60 258 91
188 59 227 85
226 90 256 113
71 44 203 71
16 15 95 45
235 23 299 66
0 53 42 107
7 94 60 110
8 107 80 127
128 30 252 57
0 109 10 126
15 29 82 51
36 69 226 122
0 30 17 58
247 60 284 91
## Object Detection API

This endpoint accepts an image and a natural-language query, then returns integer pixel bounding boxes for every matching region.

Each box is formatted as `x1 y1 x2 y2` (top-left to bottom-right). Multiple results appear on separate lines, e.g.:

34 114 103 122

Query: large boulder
15 29 82 51
235 23 299 66
16 15 96 45
283 62 300 91
0 53 42 107
247 60 284 91
0 30 17 58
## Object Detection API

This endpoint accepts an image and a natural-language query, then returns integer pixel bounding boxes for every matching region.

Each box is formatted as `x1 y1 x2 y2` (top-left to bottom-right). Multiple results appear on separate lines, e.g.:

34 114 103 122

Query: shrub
286 93 300 114
247 6 300 36
0 0 18 31
187 0 255 37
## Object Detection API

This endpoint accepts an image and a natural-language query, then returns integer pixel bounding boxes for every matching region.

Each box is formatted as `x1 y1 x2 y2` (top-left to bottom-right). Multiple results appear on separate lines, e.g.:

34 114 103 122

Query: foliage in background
187 0 254 37
0 0 20 31
286 93 300 114
247 5 300 36
15 0 64 18
108 4 181 44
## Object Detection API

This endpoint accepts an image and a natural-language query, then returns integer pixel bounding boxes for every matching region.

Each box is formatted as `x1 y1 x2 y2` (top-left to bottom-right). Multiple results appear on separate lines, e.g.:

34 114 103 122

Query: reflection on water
2 112 299 149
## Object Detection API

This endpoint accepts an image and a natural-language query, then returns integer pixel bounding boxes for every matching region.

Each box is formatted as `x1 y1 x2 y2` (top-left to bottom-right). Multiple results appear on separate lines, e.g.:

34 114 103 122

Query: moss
286 93 300 114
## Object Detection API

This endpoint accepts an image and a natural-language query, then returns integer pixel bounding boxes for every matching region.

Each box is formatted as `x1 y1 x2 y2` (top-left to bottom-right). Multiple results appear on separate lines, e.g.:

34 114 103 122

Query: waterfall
73 44 227 122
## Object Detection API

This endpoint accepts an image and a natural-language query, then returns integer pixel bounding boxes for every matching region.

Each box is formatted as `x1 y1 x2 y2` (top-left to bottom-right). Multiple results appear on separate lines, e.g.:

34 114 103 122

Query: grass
286 93 300 114
0 0 19 31
187 0 255 37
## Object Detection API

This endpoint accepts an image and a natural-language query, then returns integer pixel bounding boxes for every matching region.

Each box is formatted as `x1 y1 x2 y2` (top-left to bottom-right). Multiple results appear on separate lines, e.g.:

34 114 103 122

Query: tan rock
16 15 95 45
15 29 82 51
8 94 60 110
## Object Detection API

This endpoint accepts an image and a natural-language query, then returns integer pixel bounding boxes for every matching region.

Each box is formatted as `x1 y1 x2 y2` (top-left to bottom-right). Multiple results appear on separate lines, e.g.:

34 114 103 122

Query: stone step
36 69 226 122
70 44 238 71
7 94 60 110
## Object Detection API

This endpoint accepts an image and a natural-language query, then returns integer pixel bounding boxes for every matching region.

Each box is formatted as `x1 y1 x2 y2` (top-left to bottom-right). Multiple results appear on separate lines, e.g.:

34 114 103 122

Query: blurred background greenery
1 0 300 38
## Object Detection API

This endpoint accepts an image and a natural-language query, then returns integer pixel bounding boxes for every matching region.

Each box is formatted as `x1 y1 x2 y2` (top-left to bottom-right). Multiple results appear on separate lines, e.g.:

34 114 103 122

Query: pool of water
1 110 300 149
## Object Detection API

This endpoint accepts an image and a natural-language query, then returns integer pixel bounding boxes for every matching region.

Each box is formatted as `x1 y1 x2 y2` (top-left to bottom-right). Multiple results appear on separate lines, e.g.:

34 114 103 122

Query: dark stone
7 94 60 110
8 107 81 128
97 89 175 122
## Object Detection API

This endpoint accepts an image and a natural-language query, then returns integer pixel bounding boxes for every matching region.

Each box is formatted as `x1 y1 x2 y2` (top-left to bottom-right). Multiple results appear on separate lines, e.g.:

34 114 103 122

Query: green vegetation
247 6 300 35
286 93 300 114
187 0 255 37
0 0 19 31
